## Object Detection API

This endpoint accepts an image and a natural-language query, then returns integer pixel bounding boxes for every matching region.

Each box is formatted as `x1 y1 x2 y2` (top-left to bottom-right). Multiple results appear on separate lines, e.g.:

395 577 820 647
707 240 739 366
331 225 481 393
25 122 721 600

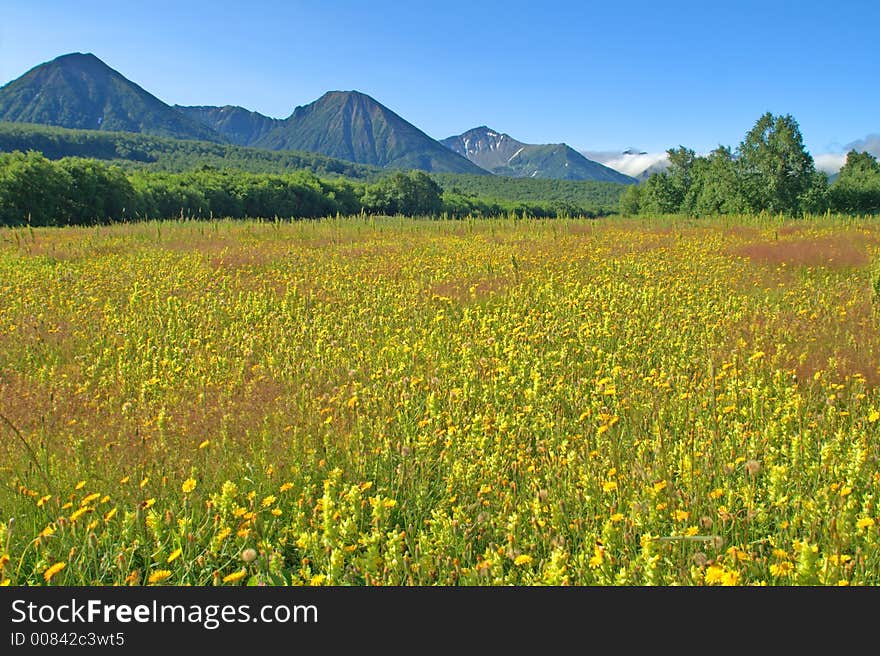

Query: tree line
620 112 880 216
0 151 611 226
0 121 378 178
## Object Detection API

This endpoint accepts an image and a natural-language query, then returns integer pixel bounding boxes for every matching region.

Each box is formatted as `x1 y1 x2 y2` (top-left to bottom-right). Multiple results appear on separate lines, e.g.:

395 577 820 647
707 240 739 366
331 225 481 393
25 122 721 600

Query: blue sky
1 0 878 164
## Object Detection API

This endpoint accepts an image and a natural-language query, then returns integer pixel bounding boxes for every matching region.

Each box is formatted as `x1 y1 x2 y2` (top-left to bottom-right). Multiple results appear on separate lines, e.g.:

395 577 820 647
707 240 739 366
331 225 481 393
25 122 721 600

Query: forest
621 113 880 216
0 152 615 226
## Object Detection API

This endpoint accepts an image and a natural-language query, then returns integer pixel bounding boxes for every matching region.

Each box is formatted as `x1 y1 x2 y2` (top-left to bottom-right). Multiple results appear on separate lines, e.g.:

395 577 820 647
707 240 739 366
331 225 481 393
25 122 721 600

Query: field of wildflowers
1 215 878 585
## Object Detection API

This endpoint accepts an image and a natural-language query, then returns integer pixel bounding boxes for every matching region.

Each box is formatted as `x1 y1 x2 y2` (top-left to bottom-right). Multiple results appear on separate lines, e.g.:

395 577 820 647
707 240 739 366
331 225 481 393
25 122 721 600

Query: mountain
441 126 635 183
0 121 381 178
174 105 281 146
0 53 221 141
254 91 486 174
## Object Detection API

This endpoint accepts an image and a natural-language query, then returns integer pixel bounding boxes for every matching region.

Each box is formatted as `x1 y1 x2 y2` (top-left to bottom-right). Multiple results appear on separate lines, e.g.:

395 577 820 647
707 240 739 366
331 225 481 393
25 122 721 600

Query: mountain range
174 104 282 146
442 126 633 183
0 52 636 182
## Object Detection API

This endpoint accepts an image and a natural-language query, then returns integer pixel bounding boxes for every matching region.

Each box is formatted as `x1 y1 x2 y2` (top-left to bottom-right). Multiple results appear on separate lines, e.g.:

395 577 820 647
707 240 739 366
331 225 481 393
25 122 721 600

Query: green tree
362 171 443 216
638 172 679 214
0 150 70 225
737 112 816 214
665 146 696 213
829 150 880 214
618 184 641 215
692 146 745 215
57 157 137 224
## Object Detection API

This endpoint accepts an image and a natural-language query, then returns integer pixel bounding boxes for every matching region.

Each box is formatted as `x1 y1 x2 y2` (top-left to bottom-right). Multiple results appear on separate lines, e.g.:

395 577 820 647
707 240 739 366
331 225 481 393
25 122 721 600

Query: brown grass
731 235 869 269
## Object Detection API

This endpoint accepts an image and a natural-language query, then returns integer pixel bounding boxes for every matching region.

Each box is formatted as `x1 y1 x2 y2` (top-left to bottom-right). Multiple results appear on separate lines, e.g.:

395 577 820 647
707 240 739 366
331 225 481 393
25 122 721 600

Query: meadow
0 214 878 586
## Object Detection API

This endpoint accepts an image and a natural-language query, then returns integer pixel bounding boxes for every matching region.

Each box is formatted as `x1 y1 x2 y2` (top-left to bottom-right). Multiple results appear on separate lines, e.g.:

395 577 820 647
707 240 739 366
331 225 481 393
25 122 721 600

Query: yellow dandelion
770 562 794 577
40 524 56 538
222 569 247 584
704 564 725 585
856 517 875 530
104 507 118 522
148 570 172 584
141 498 156 510
261 495 276 508
214 527 232 547
279 482 294 493
69 506 90 522
513 554 533 566
119 476 130 484
309 573 327 586
673 510 690 522
721 570 740 586
43 562 66 583
868 410 880 423
167 548 183 564
601 480 618 493
198 440 210 449
271 508 282 517
80 492 101 506
139 477 149 489
181 478 197 494
0 554 9 570
37 494 52 507
0 579 9 586
74 480 86 491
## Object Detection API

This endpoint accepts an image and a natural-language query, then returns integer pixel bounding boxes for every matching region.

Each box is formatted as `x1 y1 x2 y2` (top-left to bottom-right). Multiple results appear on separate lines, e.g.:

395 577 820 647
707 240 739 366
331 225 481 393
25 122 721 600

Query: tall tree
830 150 880 214
737 112 816 214
692 146 745 216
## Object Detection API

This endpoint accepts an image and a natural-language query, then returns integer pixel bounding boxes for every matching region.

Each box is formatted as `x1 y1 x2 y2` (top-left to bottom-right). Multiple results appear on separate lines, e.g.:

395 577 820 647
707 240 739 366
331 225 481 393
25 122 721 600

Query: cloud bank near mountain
582 150 669 178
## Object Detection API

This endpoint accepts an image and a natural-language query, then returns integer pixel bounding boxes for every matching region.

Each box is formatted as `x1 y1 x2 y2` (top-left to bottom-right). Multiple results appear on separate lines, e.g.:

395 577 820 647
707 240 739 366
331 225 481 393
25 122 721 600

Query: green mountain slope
441 126 635 183
0 121 380 178
255 91 487 174
174 105 282 146
0 53 221 141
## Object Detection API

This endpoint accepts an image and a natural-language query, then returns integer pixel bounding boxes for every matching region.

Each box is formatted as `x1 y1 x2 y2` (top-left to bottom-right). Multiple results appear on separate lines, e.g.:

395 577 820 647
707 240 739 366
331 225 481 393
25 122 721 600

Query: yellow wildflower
148 570 172 584
43 562 66 583
223 569 247 584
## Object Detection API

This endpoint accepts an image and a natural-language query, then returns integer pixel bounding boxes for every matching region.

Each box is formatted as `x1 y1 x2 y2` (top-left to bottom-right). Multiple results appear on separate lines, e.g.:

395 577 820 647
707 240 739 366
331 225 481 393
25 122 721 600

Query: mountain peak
0 52 222 141
442 127 635 183
54 52 100 62
258 91 486 173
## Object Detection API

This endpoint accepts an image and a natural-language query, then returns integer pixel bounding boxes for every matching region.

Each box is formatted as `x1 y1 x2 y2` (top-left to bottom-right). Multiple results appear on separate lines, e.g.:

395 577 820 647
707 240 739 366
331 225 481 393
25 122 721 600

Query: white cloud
582 150 669 177
811 134 880 175
583 131 880 179
845 134 880 157
813 153 847 175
